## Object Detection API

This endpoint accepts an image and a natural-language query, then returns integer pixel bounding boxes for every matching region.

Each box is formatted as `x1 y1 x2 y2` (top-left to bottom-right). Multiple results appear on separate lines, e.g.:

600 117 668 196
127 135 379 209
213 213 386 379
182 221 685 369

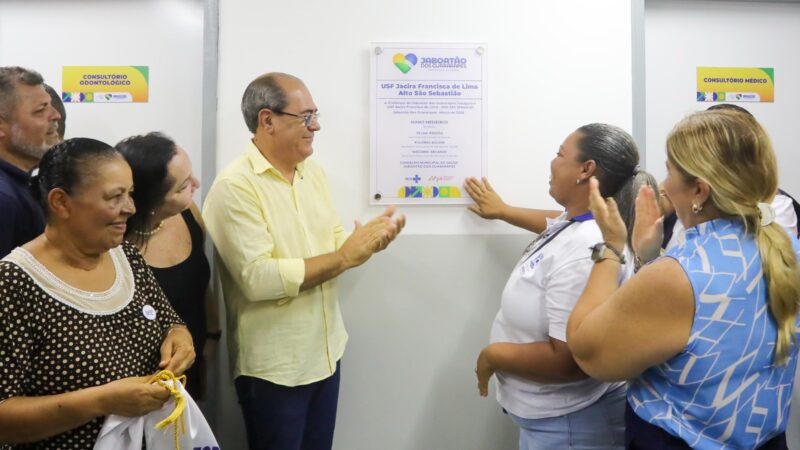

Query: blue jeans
509 385 626 450
234 361 341 450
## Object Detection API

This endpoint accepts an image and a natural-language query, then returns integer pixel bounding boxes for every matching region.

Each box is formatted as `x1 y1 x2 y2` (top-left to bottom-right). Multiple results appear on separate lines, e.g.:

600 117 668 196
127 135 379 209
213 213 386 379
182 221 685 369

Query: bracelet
604 242 626 264
206 330 222 340
634 255 643 272
633 249 664 273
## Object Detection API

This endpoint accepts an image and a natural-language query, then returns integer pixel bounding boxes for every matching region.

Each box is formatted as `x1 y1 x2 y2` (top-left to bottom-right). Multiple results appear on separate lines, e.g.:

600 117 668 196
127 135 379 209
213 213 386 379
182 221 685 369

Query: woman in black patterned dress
0 138 195 449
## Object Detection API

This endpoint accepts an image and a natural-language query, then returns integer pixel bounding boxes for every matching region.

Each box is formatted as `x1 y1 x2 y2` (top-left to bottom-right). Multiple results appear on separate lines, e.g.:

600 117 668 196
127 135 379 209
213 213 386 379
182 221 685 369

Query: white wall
0 0 205 185
644 0 800 199
217 1 633 449
218 0 633 236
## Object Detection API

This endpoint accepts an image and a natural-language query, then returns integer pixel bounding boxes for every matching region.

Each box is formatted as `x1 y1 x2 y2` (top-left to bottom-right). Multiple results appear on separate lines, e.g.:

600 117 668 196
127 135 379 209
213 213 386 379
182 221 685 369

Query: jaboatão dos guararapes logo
393 53 417 74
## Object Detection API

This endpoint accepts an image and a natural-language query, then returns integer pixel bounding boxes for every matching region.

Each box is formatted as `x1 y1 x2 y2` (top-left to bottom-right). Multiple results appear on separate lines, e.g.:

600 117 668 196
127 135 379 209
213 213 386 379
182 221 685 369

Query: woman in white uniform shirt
465 124 655 450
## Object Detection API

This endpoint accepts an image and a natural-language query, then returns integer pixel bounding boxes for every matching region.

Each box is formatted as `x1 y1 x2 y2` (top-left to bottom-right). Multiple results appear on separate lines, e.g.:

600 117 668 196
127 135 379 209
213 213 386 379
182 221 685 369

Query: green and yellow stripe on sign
396 185 461 198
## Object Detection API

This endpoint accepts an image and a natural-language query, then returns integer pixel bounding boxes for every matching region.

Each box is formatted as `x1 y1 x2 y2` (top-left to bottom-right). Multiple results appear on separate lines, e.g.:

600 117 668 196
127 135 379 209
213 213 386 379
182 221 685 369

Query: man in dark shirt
0 67 61 257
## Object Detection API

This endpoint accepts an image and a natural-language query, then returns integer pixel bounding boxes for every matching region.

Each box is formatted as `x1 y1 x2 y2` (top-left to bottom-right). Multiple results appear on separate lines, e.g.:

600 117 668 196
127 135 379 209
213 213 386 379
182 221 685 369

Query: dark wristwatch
590 242 626 264
206 330 222 341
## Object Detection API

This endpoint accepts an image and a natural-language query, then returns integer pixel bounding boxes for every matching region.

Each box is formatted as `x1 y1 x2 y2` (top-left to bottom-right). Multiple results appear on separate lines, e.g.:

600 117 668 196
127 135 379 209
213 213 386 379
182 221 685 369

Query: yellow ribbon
148 370 188 450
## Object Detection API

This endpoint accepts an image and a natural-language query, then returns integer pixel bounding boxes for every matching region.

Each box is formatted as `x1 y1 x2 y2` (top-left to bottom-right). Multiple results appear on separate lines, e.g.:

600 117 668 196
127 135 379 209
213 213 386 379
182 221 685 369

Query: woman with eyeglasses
116 132 218 401
465 124 657 450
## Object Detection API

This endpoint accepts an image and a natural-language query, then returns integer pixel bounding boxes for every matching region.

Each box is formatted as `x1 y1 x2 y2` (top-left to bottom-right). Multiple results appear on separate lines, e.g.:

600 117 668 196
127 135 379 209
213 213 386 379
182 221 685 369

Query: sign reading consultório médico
61 66 149 103
697 67 774 103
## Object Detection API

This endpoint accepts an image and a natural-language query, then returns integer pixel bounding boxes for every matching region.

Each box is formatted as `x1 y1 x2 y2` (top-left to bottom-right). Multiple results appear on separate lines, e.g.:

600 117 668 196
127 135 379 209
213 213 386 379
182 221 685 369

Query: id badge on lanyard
519 212 593 276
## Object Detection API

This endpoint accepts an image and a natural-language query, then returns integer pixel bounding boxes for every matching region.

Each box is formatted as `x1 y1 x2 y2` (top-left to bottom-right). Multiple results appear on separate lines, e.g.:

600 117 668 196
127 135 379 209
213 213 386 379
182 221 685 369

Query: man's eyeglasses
273 110 320 127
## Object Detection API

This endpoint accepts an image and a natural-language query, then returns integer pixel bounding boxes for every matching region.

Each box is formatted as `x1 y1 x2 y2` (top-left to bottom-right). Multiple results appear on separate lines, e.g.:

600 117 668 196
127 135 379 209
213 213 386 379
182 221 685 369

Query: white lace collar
4 245 135 315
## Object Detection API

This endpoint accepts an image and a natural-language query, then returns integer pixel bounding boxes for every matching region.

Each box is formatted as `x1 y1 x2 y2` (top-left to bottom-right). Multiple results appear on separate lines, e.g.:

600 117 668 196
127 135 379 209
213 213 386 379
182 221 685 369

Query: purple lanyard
521 212 594 263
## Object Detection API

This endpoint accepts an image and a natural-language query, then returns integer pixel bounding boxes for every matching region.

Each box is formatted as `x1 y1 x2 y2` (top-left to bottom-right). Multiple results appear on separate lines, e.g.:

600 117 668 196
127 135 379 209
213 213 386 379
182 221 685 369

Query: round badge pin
142 305 157 321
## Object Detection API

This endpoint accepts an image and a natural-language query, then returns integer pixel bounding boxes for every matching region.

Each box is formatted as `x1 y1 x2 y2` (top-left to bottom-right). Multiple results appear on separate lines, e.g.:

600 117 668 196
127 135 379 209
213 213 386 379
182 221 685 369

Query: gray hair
614 170 659 246
0 66 44 119
241 72 301 133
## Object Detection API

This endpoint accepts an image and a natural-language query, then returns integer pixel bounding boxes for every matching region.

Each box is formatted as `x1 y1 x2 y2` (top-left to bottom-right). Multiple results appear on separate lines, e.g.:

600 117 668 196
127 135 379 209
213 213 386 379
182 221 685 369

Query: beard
45 131 63 147
10 123 50 163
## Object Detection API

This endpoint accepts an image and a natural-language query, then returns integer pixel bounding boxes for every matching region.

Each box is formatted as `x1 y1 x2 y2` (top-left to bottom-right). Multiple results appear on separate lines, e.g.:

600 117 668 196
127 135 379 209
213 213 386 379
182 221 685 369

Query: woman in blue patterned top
566 109 800 450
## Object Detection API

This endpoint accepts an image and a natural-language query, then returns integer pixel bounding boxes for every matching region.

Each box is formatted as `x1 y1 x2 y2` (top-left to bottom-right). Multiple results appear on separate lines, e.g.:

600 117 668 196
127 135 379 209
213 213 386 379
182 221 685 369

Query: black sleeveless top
150 209 211 398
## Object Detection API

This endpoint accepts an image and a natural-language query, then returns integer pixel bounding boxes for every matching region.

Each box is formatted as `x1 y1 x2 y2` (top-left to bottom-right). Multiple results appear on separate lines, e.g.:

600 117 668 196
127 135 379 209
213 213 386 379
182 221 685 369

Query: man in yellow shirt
203 72 404 450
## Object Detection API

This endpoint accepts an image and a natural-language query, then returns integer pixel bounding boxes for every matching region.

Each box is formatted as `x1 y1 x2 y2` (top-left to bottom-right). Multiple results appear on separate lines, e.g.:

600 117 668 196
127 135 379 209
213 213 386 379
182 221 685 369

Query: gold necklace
135 221 164 237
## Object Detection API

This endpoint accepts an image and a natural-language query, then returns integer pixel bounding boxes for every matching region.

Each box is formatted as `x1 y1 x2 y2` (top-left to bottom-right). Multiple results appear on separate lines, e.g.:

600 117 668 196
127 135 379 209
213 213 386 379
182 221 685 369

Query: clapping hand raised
631 185 664 263
339 206 405 268
587 177 627 252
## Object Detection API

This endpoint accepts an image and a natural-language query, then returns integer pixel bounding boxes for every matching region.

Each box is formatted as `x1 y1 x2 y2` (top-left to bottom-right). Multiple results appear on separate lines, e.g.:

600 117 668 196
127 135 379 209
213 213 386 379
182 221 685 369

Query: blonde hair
667 110 800 365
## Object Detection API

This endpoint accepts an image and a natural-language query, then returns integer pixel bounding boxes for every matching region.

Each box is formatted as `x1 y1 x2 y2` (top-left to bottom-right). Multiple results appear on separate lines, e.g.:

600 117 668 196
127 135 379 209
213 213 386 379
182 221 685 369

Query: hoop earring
692 203 703 214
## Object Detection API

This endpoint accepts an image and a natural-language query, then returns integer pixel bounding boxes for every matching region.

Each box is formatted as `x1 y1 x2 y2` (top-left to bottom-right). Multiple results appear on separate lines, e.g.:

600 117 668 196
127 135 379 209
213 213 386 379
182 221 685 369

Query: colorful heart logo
393 53 417 74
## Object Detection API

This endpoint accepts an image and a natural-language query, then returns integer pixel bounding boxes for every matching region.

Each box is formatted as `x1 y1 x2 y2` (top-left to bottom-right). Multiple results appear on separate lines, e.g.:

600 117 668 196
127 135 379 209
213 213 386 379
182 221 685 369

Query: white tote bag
94 371 220 450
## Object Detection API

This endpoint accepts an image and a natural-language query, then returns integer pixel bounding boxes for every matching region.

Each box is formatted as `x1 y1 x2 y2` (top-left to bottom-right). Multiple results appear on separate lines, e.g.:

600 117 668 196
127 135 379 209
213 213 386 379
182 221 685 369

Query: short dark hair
241 72 300 133
115 132 178 242
31 138 120 219
43 84 66 139
0 66 44 119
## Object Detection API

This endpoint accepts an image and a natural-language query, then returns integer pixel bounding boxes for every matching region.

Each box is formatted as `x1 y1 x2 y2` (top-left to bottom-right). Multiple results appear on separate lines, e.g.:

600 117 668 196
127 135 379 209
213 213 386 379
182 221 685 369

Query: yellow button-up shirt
202 141 348 387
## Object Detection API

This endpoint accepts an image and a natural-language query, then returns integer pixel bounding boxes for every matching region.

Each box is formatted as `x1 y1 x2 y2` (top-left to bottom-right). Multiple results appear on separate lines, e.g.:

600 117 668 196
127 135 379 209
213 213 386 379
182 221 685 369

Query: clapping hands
339 206 405 269
587 177 628 251
588 176 664 264
631 184 664 263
